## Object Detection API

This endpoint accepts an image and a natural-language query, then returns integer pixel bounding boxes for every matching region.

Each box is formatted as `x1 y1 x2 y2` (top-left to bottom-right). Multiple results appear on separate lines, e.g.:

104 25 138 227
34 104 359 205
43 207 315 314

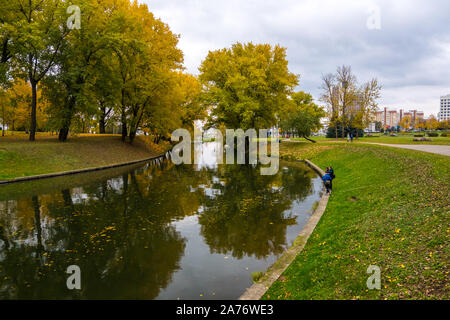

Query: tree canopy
321 65 381 138
0 0 204 143
279 91 325 142
199 42 298 131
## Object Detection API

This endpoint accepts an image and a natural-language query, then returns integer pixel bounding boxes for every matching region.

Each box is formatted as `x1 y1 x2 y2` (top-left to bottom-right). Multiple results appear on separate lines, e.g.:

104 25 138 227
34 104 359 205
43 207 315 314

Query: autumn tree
143 72 204 143
336 65 358 138
0 1 14 85
7 0 69 141
199 42 298 131
279 91 325 143
425 115 439 131
352 78 381 137
107 1 183 143
321 65 381 138
41 0 129 141
320 73 340 139
399 115 412 130
415 118 426 132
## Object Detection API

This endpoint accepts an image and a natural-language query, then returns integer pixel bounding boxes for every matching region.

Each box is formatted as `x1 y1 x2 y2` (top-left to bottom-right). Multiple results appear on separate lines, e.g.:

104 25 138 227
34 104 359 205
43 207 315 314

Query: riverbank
264 141 449 299
0 133 169 180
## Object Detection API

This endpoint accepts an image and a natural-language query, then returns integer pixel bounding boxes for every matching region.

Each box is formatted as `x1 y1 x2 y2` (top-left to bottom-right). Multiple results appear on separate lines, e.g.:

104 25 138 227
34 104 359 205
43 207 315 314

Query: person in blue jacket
323 171 333 194
328 166 335 179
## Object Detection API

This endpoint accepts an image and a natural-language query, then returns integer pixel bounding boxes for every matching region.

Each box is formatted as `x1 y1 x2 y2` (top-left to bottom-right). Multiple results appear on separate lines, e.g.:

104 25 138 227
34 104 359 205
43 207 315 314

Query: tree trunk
129 129 136 144
58 112 72 141
99 104 107 134
99 115 106 134
121 108 127 142
303 135 317 143
58 127 70 142
29 81 37 141
1 104 5 136
58 97 76 142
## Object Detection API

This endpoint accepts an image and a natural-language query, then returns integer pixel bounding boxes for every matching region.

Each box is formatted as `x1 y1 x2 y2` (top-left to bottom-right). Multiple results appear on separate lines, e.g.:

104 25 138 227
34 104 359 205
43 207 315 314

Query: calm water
0 143 322 299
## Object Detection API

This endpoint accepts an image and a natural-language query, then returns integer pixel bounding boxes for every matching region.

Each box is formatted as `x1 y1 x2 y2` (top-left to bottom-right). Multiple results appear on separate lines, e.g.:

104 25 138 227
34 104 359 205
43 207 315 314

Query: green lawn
357 135 450 145
264 141 449 299
0 133 165 180
287 134 450 145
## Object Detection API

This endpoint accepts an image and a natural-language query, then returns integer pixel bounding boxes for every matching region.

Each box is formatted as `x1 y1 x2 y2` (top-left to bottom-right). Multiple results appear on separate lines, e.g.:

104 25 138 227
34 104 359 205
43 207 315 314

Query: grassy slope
264 142 449 299
0 133 166 180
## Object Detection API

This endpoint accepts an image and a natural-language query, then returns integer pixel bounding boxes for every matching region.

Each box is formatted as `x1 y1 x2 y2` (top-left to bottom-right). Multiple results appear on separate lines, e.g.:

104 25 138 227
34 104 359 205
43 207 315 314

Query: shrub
441 132 448 137
251 271 265 283
427 132 439 137
326 122 364 138
414 134 424 137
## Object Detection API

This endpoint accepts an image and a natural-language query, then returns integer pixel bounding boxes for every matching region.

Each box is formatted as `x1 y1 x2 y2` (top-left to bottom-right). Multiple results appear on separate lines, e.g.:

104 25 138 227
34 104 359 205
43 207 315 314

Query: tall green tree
7 0 69 141
0 1 14 85
280 91 325 143
43 0 125 141
109 1 183 143
199 42 298 131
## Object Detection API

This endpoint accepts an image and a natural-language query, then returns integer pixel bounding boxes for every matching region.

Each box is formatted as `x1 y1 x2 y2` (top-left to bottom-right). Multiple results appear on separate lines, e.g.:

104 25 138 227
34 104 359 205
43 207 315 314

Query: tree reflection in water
198 163 314 259
0 154 318 299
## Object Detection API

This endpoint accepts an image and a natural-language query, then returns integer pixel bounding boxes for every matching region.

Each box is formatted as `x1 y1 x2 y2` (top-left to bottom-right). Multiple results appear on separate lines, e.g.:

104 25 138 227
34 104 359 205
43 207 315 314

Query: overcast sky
142 0 450 116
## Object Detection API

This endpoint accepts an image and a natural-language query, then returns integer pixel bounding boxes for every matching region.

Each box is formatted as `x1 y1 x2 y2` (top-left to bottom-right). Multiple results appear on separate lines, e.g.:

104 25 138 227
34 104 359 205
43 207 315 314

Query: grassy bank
264 141 449 299
0 133 167 180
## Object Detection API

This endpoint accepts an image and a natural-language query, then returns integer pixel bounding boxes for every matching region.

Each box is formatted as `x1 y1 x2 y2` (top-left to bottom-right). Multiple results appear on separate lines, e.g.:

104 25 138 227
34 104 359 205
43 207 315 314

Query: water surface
0 143 322 299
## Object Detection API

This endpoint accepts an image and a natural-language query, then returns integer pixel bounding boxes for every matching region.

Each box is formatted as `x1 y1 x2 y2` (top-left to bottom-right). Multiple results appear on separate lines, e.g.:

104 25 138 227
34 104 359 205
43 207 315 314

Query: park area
0 133 167 181
0 0 449 304
289 133 450 145
1 134 448 299
264 140 449 299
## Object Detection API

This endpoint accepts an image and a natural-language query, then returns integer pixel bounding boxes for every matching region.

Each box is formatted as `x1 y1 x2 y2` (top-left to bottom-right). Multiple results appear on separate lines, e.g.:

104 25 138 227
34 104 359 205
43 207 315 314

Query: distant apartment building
402 109 424 126
387 110 399 127
439 94 450 121
371 107 424 129
373 107 400 127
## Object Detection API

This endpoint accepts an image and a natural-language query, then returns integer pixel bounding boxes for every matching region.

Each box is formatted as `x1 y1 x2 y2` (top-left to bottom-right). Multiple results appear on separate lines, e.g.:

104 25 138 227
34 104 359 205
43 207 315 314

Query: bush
326 123 364 138
414 134 424 137
427 132 439 137
252 271 264 283
441 132 448 137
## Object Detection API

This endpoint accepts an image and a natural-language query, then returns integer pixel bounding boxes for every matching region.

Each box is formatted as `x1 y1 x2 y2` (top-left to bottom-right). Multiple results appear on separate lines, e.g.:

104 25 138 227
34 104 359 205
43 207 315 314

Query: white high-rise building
439 94 450 121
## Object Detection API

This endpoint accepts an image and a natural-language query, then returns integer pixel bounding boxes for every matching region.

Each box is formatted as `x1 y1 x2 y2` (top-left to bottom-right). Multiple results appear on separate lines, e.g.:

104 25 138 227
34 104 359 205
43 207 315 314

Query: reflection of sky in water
193 142 221 170
157 172 323 300
0 150 323 300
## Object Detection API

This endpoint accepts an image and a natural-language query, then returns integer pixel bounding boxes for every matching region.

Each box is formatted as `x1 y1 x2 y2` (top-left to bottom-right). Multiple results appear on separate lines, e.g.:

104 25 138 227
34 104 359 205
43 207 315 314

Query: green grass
357 135 450 145
286 134 450 145
0 133 165 180
263 141 449 299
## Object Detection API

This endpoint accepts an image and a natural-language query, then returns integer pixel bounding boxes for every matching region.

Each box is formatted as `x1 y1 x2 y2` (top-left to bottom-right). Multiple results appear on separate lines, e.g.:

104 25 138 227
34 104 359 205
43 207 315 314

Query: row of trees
199 42 325 142
1 1 343 144
398 115 449 131
0 0 204 142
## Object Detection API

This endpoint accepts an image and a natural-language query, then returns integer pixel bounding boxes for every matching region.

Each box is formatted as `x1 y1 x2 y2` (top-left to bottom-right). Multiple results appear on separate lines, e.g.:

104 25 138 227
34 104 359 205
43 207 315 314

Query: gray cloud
142 0 450 116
